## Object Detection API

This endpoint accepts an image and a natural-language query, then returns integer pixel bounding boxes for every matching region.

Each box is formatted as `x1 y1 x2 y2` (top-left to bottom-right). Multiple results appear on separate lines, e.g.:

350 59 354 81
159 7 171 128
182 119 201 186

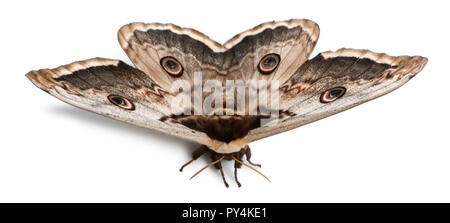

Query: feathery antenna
231 155 271 183
190 156 224 180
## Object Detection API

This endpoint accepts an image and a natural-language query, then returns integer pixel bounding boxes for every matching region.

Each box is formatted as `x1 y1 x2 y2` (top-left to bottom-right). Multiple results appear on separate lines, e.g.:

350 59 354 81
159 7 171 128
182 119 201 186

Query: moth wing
26 58 210 146
223 19 319 85
118 22 223 92
118 19 319 93
247 48 428 142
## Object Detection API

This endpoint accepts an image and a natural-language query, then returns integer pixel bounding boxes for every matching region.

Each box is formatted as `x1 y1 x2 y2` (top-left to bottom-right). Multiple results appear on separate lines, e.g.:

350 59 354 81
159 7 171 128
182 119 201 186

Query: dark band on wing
54 61 161 91
291 54 397 84
130 25 312 70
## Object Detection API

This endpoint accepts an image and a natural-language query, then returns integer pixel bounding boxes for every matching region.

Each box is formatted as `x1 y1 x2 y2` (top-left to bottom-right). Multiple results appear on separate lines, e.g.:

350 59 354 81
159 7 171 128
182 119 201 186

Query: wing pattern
26 20 427 154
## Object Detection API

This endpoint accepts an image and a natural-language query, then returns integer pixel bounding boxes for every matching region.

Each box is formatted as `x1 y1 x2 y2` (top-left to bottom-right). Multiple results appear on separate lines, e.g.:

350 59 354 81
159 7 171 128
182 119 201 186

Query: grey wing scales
247 48 428 142
26 58 210 146
118 19 320 92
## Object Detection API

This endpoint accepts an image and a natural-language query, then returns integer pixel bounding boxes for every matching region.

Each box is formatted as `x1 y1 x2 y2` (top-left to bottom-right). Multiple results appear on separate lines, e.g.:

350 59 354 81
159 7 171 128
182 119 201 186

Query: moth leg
232 149 245 187
218 163 229 188
210 153 229 188
179 145 209 172
234 160 242 188
244 146 262 168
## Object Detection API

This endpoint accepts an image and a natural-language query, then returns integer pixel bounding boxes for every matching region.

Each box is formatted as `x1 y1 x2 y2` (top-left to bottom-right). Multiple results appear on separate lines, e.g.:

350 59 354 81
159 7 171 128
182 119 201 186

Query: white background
0 0 449 202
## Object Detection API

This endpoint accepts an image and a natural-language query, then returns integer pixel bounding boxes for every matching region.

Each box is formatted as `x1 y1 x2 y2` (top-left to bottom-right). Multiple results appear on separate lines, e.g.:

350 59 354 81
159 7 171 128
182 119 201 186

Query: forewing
247 48 428 142
26 58 210 145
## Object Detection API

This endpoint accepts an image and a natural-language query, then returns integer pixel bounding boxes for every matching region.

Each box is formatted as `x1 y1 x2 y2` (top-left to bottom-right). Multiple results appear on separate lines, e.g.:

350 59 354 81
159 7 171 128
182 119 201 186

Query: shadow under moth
26 19 427 187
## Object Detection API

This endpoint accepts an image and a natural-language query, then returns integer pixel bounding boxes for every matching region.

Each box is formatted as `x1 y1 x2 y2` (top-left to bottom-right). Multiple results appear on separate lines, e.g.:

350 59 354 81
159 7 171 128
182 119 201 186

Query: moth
26 19 427 187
